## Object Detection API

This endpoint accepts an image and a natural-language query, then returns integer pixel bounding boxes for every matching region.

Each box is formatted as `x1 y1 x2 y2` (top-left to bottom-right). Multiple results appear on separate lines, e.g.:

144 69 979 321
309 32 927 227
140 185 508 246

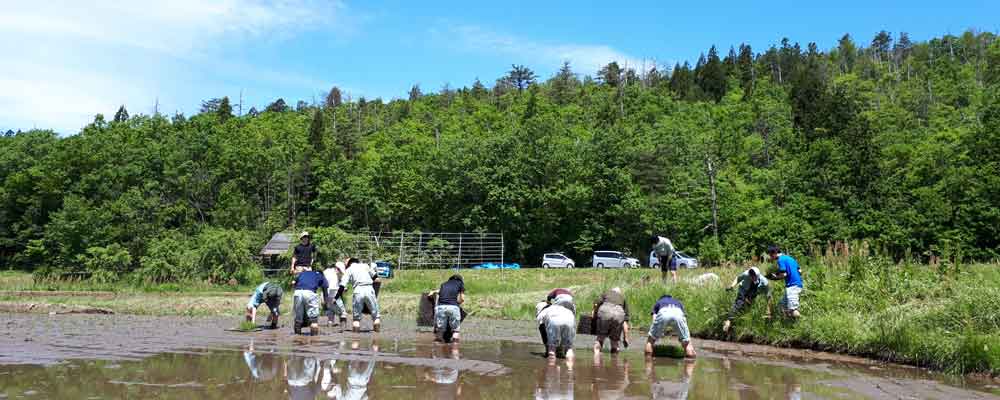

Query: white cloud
447 25 653 76
0 0 354 133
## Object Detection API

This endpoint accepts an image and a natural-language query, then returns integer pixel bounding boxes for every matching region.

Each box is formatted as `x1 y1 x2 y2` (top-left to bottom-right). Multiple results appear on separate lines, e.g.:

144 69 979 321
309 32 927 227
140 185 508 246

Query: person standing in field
650 235 677 283
767 245 803 319
323 261 348 327
592 287 630 353
722 267 770 333
536 300 577 360
292 268 329 335
645 294 696 358
290 231 317 276
245 281 283 329
429 274 466 344
337 258 381 333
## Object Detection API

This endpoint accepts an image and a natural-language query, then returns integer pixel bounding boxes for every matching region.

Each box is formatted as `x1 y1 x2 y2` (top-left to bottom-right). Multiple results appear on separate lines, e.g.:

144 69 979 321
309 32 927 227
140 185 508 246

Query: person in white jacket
337 258 381 333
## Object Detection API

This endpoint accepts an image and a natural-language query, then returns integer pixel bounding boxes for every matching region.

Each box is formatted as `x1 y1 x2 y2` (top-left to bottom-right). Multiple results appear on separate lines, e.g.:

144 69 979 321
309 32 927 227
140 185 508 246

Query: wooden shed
259 232 292 275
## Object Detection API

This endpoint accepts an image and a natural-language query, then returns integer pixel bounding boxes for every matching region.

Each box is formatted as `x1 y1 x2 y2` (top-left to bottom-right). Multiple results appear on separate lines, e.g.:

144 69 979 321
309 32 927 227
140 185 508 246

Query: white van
592 251 639 268
541 253 575 269
648 250 699 269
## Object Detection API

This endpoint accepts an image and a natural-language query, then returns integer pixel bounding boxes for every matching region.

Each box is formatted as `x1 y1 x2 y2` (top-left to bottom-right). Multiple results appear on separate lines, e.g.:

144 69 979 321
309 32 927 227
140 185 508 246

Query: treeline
1 30 998 282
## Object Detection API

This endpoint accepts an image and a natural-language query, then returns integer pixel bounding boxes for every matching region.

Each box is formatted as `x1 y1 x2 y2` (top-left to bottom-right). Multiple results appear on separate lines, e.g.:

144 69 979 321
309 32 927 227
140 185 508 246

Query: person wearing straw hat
290 231 318 276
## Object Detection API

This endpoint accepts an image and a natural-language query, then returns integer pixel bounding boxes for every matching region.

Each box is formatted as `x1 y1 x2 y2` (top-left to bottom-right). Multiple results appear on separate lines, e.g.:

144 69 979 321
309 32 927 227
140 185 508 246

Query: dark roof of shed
261 232 292 255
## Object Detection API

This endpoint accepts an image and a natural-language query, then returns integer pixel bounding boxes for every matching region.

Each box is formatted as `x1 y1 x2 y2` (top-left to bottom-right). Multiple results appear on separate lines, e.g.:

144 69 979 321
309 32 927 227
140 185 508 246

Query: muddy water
0 314 998 399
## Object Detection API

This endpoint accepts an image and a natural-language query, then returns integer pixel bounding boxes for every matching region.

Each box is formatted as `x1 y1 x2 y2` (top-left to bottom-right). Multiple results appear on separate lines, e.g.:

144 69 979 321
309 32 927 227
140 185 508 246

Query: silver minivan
542 253 575 269
592 251 640 268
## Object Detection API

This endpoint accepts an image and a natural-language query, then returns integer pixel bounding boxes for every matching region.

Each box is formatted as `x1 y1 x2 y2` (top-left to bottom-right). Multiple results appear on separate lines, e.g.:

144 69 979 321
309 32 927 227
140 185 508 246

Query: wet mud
0 313 998 399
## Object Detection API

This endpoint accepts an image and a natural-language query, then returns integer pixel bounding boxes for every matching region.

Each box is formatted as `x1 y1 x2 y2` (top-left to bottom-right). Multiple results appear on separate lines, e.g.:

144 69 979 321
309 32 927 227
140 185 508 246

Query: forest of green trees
1 30 998 283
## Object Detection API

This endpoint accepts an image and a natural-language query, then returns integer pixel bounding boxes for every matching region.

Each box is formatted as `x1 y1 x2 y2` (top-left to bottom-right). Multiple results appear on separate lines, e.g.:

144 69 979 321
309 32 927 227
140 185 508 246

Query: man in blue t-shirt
767 245 803 319
644 294 696 358
293 269 329 335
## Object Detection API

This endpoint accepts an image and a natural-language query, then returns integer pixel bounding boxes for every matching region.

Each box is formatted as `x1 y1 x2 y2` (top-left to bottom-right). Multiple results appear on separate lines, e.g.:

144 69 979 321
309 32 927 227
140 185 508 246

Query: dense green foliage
2 31 999 282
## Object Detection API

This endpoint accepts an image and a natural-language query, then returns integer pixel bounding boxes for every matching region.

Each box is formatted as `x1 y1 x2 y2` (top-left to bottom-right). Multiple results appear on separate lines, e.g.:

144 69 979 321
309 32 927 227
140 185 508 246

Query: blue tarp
471 263 521 270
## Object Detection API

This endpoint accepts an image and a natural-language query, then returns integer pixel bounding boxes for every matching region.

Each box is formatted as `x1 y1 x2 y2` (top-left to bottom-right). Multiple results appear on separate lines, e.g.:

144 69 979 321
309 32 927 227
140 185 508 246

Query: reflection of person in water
423 345 462 400
243 341 280 382
343 341 378 400
286 355 322 400
534 357 574 400
782 371 801 400
589 356 629 400
646 358 695 400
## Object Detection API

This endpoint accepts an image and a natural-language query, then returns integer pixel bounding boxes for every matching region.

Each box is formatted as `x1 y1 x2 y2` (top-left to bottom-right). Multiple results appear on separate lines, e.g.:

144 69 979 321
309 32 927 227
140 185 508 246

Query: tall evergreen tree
113 105 129 123
325 86 343 109
700 46 728 102
217 97 233 121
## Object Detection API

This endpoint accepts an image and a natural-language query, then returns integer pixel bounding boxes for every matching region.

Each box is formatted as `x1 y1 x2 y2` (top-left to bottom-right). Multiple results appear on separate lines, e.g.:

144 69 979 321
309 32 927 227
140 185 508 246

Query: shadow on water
1 335 999 399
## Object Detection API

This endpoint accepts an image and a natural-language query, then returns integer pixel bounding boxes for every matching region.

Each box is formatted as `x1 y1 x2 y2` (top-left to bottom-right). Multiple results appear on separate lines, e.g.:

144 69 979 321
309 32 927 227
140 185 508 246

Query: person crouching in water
324 261 349 327
536 298 576 359
293 268 329 335
546 288 576 314
337 258 381 333
430 274 465 344
722 267 770 333
645 294 696 358
592 287 630 353
246 281 283 329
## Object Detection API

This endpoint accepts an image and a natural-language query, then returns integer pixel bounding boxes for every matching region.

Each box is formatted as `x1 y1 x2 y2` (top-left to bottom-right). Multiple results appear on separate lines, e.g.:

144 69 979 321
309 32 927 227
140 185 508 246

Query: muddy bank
1 313 998 399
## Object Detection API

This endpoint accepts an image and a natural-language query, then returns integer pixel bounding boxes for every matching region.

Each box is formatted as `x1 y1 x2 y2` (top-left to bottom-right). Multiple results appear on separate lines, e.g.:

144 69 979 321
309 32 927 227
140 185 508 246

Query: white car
541 253 575 268
592 251 640 268
648 250 699 269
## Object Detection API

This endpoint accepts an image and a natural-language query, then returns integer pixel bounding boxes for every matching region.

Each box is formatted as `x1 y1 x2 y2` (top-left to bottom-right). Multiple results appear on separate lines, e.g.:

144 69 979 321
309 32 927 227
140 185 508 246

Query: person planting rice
766 245 803 319
428 274 465 344
546 287 576 314
650 235 677 283
722 267 771 333
292 268 329 335
337 258 381 333
536 300 577 360
289 231 317 276
323 261 348 327
645 294 696 358
592 287 631 353
245 281 283 329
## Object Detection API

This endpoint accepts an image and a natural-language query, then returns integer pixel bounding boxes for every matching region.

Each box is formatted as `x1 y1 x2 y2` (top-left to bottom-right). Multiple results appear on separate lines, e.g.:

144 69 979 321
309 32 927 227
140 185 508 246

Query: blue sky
2 0 997 134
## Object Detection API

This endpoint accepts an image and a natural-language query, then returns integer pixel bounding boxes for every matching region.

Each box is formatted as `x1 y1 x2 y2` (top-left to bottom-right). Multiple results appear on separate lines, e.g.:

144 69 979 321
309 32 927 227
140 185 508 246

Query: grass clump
238 320 258 332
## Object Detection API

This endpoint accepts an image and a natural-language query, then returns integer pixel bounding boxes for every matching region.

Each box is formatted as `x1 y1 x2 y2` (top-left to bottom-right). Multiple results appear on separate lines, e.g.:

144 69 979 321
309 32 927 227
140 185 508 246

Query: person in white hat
290 231 317 276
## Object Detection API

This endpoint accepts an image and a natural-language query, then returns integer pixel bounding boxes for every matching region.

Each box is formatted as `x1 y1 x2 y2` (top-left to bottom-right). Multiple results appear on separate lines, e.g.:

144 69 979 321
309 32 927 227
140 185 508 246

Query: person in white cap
290 231 317 276
324 261 348 327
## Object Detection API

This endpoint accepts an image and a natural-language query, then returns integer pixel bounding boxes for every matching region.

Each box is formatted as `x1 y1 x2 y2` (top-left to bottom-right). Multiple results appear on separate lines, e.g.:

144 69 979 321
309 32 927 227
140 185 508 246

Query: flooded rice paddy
0 313 997 399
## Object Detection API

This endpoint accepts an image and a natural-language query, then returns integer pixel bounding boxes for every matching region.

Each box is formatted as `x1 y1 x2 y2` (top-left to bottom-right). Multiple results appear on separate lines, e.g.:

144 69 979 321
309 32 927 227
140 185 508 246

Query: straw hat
298 231 310 240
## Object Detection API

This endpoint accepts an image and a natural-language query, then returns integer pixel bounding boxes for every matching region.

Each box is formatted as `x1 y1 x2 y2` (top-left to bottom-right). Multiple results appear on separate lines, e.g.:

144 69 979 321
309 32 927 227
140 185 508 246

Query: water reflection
286 355 322 400
243 341 280 382
647 358 695 400
2 337 998 400
535 357 574 399
589 355 630 400
423 345 462 400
